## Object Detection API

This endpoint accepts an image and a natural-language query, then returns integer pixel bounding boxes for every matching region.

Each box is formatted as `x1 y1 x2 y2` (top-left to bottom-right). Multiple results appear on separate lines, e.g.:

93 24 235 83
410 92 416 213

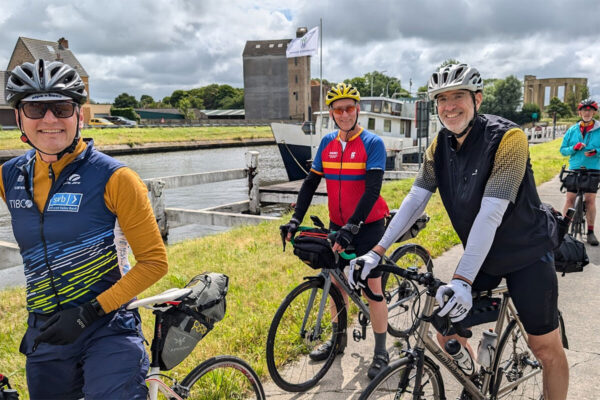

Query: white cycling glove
435 279 472 322
347 250 381 290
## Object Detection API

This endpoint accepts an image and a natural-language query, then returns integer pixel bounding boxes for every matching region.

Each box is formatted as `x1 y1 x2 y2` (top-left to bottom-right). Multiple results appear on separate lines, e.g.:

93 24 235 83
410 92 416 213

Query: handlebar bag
292 229 336 270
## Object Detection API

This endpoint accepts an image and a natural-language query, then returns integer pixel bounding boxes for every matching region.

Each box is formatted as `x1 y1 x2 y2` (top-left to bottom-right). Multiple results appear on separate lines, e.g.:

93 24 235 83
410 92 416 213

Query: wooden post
147 179 168 239
246 151 260 215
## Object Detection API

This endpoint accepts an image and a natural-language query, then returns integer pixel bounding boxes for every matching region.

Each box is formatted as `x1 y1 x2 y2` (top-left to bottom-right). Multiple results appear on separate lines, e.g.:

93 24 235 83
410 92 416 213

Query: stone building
242 28 311 120
523 75 588 111
0 37 90 126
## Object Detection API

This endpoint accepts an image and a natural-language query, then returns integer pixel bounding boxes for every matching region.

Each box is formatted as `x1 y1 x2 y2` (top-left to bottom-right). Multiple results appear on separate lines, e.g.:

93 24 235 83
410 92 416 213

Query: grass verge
0 138 567 397
0 126 273 150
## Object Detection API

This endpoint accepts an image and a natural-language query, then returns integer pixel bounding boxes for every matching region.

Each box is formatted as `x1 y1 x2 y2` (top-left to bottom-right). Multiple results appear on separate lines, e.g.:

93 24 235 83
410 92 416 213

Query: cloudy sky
1 0 598 104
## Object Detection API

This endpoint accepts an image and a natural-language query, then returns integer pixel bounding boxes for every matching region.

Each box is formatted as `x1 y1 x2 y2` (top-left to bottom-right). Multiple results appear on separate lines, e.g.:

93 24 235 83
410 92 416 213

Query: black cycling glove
34 302 102 347
280 217 300 240
334 226 354 249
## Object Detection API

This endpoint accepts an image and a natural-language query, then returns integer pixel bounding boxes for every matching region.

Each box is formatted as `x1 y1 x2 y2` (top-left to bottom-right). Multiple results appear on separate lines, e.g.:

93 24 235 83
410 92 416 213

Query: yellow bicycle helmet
325 83 360 106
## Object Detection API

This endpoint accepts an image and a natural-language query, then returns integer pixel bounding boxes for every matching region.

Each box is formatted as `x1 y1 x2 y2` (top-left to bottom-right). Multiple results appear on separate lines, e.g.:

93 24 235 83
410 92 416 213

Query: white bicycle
127 287 265 400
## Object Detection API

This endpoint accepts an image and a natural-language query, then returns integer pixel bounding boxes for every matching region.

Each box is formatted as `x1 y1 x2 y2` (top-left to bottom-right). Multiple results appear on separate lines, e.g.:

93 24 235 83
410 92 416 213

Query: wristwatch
343 223 361 235
90 298 106 317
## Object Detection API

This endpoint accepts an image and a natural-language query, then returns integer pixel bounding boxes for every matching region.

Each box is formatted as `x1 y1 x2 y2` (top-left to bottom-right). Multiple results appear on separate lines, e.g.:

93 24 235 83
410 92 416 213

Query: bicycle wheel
177 355 265 400
359 356 445 400
266 277 347 392
491 319 543 399
570 194 585 239
382 244 432 337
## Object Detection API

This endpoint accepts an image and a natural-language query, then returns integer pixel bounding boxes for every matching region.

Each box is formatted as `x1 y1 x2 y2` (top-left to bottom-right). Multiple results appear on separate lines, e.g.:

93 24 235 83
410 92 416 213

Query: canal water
0 144 289 244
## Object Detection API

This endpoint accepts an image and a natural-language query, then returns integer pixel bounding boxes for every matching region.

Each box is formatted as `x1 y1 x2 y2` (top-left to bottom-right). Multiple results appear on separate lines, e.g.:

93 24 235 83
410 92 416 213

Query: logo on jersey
9 199 33 209
328 151 338 159
65 174 81 185
472 169 478 176
47 193 83 212
17 175 24 182
350 151 356 159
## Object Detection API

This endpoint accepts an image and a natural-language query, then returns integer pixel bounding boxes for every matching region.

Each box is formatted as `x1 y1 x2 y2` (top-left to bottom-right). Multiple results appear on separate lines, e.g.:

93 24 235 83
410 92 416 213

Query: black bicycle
559 165 600 240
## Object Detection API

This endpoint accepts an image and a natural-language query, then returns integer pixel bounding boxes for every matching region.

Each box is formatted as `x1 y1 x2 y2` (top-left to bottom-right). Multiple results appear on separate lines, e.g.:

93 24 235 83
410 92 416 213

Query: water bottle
445 339 475 375
477 329 498 369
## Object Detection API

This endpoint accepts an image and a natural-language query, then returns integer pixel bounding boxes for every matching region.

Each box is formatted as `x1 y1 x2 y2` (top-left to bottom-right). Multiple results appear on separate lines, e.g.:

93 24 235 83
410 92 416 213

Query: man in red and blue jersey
281 82 390 379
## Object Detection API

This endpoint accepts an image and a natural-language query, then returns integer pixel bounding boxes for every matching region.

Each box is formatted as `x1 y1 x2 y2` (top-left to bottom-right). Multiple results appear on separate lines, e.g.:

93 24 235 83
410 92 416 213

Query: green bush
110 107 140 122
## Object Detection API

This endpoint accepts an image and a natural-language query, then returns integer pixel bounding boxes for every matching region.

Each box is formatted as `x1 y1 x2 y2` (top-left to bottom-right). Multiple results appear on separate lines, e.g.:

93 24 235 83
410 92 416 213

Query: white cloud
1 0 598 103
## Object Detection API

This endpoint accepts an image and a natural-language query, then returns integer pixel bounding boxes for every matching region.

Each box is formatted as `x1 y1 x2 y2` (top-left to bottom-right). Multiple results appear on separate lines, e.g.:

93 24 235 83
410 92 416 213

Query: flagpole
319 17 323 141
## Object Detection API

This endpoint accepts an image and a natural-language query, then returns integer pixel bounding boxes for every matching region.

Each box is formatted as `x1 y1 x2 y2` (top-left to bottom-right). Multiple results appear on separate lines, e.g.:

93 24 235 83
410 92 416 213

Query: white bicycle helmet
428 63 483 101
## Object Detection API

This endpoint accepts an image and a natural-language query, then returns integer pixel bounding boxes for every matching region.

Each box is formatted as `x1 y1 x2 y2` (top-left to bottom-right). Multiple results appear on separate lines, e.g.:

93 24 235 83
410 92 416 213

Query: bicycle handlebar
365 263 473 338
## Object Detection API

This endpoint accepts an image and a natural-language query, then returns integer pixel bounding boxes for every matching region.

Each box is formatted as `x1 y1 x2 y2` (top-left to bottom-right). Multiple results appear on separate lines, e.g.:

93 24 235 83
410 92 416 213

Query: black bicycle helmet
6 59 87 108
578 98 598 111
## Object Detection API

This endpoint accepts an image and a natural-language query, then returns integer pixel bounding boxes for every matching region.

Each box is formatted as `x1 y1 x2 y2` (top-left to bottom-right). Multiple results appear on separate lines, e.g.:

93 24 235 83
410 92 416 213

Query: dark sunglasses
332 105 357 116
19 102 77 119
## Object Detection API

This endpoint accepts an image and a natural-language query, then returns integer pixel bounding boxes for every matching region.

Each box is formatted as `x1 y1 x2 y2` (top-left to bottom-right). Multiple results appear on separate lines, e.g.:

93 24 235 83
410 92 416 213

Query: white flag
286 26 319 58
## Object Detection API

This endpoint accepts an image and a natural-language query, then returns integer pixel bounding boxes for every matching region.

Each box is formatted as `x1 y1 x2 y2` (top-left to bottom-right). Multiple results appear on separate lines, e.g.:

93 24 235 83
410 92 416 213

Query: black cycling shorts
330 218 386 277
472 252 559 336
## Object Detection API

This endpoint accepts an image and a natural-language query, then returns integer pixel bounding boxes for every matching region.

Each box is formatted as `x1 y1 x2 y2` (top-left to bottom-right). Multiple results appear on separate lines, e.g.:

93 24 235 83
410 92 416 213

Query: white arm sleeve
454 196 510 282
377 185 433 250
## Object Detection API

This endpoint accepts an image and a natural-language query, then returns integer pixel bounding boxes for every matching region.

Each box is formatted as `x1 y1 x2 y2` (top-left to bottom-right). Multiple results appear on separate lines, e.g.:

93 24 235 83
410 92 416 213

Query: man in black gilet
351 63 568 399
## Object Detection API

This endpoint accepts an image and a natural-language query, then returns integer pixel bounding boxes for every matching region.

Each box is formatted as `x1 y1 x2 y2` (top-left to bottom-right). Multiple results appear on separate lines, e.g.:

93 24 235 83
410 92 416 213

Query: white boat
272 96 439 181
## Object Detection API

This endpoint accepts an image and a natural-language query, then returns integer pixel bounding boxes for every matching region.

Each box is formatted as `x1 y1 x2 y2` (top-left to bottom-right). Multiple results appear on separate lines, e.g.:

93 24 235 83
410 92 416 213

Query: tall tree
438 59 461 69
113 92 138 108
479 76 521 120
546 97 572 118
139 94 155 108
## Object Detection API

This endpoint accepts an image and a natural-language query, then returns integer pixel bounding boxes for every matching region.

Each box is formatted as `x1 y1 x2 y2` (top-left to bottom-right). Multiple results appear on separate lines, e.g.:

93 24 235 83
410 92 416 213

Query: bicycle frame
407 285 539 400
302 266 372 340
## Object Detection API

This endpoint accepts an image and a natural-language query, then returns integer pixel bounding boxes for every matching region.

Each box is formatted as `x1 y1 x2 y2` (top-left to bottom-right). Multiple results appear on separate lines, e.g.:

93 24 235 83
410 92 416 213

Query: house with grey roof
0 37 90 127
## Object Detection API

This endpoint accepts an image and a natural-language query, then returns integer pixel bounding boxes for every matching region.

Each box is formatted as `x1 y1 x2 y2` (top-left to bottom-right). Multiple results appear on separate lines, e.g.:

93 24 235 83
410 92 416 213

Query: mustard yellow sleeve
0 165 5 202
484 128 528 203
96 167 168 312
413 136 438 192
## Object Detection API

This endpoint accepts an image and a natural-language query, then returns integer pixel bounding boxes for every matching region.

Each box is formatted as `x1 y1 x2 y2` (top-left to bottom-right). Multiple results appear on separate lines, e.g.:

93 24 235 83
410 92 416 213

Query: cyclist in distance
280 82 391 379
560 98 600 245
351 63 568 399
1 59 168 399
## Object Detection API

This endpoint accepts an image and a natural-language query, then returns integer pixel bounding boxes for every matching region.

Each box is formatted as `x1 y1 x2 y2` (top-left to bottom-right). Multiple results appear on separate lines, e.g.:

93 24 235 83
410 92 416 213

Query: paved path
263 175 600 399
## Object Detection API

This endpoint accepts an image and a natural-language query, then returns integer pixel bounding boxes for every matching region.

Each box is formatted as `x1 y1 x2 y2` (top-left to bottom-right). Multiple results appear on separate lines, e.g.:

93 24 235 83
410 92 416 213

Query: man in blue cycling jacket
560 98 600 245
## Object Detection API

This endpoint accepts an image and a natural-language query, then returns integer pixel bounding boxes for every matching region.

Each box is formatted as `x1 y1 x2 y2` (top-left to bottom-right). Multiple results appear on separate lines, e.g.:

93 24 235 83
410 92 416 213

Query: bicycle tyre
266 277 347 392
178 355 265 400
491 319 543 399
382 244 432 337
359 355 445 400
570 194 585 239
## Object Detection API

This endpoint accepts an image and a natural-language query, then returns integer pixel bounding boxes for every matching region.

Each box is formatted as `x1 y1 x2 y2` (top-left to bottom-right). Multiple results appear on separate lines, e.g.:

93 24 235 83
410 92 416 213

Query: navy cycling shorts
472 252 559 336
21 308 149 400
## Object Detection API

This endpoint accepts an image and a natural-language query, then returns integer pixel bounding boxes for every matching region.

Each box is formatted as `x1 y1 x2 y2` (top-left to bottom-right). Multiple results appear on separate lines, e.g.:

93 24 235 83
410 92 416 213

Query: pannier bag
554 234 589 276
292 228 336 269
0 374 19 400
158 272 229 370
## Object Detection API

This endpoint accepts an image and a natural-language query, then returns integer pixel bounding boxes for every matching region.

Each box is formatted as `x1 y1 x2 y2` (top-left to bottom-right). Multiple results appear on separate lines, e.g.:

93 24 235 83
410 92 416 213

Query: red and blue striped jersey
311 128 389 226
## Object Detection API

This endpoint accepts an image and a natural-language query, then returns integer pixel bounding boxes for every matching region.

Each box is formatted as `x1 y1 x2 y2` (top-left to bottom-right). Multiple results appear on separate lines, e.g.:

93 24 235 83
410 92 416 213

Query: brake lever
279 225 287 252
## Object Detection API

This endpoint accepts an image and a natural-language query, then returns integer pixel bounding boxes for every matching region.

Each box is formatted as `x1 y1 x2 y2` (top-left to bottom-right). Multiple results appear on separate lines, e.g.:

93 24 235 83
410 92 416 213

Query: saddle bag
158 272 229 370
0 374 18 400
292 228 336 269
554 234 589 276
